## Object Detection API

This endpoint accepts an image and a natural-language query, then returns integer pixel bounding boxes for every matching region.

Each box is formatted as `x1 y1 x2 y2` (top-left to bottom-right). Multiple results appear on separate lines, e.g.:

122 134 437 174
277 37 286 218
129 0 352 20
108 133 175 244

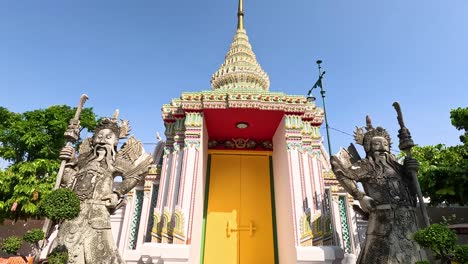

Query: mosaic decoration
151 214 161 243
208 138 272 150
338 195 352 253
162 90 324 129
322 190 333 240
311 215 323 238
323 170 336 179
300 213 313 241
285 115 304 129
145 186 159 242
163 122 175 156
321 213 333 238
184 112 203 127
162 211 172 235
172 210 185 238
285 123 302 151
184 112 203 150
324 188 331 213
128 190 144 249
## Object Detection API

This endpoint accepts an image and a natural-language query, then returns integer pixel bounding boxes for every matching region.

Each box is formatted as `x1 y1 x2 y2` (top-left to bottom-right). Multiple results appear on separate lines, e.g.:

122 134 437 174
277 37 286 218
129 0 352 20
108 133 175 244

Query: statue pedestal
124 243 190 264
296 246 345 264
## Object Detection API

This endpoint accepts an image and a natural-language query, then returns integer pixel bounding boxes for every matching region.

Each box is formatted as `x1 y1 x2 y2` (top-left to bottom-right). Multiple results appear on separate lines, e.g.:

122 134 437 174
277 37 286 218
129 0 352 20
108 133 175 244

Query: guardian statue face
370 136 390 153
93 128 118 147
92 128 119 160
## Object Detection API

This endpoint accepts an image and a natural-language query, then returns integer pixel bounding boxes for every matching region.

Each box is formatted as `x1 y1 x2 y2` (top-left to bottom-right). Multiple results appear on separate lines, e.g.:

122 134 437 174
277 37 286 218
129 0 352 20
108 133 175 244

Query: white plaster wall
272 117 296 264
168 149 185 210
121 189 137 254
179 147 197 233
289 149 305 242
188 120 208 263
296 246 344 264
125 244 190 264
157 154 173 212
166 150 181 210
110 206 126 249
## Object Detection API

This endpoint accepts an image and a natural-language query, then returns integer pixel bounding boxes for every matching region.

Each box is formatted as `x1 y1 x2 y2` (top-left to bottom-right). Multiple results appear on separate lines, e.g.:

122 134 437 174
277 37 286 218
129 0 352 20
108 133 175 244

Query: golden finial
237 0 244 30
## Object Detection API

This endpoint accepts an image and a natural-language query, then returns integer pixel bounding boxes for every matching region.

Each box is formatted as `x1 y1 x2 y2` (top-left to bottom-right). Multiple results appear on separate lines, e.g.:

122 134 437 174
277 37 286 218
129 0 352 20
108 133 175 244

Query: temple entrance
203 152 275 264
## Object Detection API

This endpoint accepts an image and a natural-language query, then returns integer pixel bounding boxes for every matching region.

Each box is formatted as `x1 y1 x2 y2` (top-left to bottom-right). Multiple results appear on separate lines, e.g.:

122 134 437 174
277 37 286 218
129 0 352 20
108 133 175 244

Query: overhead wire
322 126 402 155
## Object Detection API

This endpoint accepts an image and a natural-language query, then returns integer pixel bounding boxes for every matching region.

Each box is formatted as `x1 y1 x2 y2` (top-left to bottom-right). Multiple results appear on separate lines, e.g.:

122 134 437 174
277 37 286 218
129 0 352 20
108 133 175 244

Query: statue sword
393 102 430 227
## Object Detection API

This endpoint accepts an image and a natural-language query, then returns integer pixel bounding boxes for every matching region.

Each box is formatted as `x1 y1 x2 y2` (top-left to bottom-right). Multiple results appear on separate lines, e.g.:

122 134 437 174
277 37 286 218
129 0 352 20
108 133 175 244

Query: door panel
204 155 240 264
203 153 274 264
239 155 274 264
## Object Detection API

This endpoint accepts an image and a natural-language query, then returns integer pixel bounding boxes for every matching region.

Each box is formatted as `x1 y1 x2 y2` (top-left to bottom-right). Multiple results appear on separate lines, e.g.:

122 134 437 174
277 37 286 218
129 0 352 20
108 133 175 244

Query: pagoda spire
210 0 270 91
237 0 244 30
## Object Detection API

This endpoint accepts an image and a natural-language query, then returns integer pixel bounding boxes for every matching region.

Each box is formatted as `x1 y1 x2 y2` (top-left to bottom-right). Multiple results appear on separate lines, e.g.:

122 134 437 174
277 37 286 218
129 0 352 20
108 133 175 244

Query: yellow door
203 153 275 264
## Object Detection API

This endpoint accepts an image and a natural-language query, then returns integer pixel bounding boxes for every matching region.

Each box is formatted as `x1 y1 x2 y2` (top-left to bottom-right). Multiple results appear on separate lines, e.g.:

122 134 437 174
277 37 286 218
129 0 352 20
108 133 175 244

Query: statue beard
91 143 116 167
371 150 391 163
370 150 402 176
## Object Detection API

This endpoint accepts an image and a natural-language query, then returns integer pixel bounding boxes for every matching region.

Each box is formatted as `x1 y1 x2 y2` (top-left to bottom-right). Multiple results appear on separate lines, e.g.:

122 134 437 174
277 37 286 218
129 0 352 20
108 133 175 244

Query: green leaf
435 188 456 196
23 228 45 244
0 236 23 254
0 105 98 220
40 188 80 221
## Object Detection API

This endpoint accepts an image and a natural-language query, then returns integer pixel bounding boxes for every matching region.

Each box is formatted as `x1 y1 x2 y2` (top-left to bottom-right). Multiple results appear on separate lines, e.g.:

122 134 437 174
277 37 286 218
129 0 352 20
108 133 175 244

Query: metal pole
320 89 332 156
316 60 333 156
310 60 340 247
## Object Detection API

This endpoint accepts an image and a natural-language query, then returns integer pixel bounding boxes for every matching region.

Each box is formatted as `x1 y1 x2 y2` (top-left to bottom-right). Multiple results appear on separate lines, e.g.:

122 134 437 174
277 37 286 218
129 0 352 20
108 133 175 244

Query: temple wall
272 117 296 264
117 112 206 263
271 116 344 263
187 119 208 263
110 206 126 249
112 106 355 263
301 152 314 214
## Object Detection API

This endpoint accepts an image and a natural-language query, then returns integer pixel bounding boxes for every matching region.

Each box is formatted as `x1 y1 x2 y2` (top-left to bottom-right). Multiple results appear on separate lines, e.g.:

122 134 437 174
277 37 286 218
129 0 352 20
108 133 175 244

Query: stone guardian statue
52 112 153 264
330 114 423 264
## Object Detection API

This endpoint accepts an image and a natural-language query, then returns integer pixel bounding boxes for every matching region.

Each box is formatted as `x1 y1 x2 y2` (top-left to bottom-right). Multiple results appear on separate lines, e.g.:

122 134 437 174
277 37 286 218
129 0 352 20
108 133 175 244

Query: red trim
204 108 284 141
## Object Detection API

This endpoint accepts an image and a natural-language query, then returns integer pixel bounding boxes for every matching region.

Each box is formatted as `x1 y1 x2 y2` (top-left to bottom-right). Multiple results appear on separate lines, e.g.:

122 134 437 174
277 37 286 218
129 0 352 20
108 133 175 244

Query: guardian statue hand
59 145 75 161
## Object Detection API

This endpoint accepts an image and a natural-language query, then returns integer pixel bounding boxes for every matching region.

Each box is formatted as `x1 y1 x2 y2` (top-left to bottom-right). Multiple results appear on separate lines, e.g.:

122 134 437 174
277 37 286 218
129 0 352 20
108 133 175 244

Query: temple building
111 1 361 263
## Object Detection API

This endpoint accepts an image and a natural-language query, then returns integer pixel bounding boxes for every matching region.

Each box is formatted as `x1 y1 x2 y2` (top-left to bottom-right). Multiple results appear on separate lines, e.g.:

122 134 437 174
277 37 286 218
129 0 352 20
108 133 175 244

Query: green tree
0 105 97 220
450 107 468 145
414 223 457 263
23 228 45 261
40 188 80 222
454 245 468 264
0 236 23 255
411 107 468 205
47 245 69 264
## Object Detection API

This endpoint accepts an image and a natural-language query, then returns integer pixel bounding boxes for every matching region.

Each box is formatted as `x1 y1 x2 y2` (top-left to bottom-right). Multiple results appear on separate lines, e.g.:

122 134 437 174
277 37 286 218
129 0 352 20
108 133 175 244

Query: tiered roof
162 0 324 127
210 0 270 91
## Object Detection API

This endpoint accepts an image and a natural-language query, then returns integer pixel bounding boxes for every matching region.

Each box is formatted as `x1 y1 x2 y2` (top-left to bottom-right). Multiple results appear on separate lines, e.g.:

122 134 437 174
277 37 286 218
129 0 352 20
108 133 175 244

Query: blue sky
1 0 467 158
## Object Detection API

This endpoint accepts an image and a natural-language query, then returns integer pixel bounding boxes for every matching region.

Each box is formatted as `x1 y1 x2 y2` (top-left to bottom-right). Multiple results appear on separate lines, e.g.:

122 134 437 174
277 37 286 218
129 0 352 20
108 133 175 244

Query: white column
136 171 157 248
176 145 199 243
288 149 304 245
120 188 137 254
272 117 296 264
